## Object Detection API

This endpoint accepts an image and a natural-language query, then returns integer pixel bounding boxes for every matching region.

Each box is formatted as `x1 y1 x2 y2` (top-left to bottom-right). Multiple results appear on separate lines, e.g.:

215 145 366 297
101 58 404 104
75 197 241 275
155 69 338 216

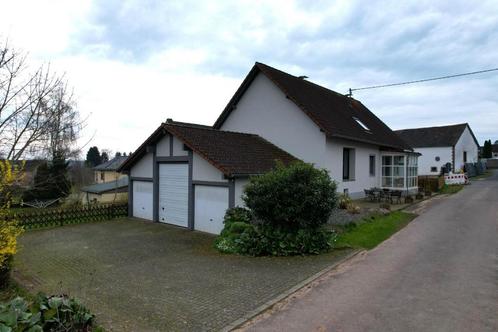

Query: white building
395 123 479 176
214 62 419 198
120 62 419 234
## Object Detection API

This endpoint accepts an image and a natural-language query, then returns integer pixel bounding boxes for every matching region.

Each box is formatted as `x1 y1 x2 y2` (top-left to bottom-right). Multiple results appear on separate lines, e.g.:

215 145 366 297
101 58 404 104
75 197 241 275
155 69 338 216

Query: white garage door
194 185 228 234
133 181 153 220
159 163 189 227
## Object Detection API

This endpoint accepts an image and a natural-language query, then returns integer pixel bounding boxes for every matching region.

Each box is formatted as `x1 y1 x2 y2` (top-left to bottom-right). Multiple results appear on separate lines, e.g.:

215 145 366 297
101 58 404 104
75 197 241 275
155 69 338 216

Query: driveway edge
221 249 363 332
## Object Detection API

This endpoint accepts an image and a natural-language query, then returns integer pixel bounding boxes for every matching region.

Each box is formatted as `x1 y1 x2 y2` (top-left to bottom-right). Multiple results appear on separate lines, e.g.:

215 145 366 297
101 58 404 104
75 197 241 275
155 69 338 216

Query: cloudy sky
1 0 497 155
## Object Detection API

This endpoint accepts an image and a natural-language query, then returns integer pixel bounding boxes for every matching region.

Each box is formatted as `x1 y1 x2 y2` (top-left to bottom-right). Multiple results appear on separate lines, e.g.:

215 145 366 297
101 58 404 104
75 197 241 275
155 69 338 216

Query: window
382 155 405 188
369 155 376 176
353 117 370 131
343 148 355 180
463 151 467 163
407 156 418 188
430 166 437 172
100 172 105 181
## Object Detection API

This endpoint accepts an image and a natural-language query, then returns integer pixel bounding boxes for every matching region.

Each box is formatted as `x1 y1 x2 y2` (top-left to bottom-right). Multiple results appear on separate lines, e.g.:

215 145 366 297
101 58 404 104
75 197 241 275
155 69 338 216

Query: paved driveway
244 171 498 331
14 218 349 331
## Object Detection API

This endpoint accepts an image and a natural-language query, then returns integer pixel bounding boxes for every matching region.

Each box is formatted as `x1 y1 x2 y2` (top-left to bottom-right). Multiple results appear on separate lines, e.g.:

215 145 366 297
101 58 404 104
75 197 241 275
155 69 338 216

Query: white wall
234 178 249 207
414 147 452 175
454 126 479 171
130 152 153 178
192 154 227 182
172 135 188 156
220 73 327 168
156 134 170 157
324 137 380 198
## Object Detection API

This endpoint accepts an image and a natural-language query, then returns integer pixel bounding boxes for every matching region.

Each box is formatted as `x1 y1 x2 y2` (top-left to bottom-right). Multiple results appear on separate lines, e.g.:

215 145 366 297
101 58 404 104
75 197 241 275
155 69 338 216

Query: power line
348 67 498 96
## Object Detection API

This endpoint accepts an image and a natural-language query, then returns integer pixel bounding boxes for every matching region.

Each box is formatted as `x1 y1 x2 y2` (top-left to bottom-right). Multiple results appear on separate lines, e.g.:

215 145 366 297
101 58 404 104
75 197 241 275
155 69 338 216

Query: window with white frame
382 155 405 188
407 155 418 188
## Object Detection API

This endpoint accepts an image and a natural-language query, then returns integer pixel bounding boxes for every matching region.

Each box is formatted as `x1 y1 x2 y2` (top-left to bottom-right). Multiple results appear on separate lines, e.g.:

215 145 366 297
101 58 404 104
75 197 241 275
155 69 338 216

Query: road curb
221 249 363 332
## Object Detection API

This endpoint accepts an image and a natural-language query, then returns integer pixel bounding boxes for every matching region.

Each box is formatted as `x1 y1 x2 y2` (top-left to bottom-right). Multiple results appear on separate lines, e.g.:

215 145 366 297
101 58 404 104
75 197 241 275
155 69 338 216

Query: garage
194 185 228 234
119 120 298 235
159 163 189 227
133 181 153 220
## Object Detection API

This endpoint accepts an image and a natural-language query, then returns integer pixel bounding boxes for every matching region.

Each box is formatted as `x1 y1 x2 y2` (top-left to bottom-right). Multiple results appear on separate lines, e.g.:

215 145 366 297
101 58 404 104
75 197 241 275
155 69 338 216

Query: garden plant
215 161 338 256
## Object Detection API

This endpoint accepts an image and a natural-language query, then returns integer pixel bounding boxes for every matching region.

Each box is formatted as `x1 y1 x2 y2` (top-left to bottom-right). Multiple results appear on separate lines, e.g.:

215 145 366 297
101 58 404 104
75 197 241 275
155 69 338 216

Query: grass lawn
439 184 464 194
334 211 417 250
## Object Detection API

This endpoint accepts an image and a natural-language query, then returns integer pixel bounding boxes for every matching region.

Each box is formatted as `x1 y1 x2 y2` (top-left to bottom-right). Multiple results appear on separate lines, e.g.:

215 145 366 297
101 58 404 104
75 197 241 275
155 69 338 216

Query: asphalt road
244 171 498 332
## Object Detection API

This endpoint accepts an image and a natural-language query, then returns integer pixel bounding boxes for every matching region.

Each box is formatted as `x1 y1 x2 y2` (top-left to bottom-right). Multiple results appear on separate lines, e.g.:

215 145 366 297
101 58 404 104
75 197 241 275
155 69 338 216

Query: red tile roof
119 121 298 177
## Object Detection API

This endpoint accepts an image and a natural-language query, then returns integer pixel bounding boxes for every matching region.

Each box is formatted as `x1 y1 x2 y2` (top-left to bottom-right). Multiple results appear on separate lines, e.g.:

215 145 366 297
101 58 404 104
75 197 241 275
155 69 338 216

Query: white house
395 123 479 176
120 62 419 234
214 62 419 198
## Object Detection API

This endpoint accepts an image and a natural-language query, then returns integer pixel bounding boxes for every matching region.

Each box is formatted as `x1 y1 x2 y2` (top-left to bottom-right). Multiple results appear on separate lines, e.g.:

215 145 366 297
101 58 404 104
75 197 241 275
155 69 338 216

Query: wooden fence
5 203 128 230
418 175 445 193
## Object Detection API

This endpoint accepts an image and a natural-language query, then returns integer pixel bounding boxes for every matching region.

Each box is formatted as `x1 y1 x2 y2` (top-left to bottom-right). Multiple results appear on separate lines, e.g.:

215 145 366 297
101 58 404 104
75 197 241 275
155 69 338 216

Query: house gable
454 125 479 170
219 72 327 166
214 62 411 151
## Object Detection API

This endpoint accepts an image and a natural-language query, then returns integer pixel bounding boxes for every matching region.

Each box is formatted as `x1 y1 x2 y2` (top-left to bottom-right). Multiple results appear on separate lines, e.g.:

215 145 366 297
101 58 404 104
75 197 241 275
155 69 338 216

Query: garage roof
119 121 298 177
81 176 129 194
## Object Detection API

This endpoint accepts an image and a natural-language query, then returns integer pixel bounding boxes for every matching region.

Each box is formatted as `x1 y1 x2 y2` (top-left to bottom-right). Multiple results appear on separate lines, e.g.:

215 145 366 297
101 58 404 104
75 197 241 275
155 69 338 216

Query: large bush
243 161 337 230
0 293 97 331
215 162 338 256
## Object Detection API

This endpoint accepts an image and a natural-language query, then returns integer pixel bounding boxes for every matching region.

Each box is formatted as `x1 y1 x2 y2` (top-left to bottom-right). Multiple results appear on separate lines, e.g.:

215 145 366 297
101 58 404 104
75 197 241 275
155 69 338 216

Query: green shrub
0 293 96 331
215 208 336 256
243 162 337 231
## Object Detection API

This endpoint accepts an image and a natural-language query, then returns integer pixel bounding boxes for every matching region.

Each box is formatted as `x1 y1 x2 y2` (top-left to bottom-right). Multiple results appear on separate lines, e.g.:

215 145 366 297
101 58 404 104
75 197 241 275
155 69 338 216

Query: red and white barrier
444 173 468 185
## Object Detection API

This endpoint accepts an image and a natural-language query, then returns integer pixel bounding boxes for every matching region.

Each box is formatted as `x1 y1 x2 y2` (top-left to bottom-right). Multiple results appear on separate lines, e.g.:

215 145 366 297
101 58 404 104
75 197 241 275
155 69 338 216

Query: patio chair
364 189 376 201
390 190 402 204
380 189 391 202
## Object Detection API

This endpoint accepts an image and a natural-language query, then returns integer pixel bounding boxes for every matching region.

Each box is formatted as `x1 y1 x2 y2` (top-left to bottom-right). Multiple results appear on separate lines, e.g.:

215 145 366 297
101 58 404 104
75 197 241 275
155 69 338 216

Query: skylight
353 117 370 131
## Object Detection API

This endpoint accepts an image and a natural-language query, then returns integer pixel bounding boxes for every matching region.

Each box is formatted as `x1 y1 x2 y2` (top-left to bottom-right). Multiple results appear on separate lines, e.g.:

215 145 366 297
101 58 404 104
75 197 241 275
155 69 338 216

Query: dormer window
353 117 370 131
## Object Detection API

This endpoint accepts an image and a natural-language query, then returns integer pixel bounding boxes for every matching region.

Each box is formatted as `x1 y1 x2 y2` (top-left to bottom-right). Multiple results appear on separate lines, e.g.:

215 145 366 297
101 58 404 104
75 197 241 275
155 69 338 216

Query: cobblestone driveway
14 218 349 331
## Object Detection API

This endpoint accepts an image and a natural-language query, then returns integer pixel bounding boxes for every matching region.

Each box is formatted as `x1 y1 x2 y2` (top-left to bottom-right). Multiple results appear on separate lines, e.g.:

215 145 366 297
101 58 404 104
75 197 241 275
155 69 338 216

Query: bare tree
0 40 80 161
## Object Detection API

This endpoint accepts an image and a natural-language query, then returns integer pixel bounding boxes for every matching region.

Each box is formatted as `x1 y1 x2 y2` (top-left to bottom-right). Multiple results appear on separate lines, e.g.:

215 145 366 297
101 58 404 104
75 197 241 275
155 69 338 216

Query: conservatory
381 153 419 193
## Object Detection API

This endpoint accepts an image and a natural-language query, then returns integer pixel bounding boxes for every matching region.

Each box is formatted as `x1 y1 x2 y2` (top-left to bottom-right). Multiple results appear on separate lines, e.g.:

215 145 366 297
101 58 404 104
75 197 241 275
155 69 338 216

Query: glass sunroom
381 153 419 193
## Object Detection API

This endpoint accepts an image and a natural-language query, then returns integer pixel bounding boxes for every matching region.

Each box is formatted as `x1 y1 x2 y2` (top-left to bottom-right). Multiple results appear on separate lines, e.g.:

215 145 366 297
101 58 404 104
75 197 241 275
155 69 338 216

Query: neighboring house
81 177 129 205
493 144 498 158
80 156 129 204
395 123 479 176
93 156 128 183
120 62 419 234
118 121 296 234
214 62 419 197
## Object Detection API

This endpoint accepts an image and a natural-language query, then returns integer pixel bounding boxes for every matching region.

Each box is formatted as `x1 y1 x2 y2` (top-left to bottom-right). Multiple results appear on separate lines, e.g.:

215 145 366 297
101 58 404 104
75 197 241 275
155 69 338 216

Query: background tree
114 152 122 157
482 140 492 158
86 146 101 167
100 149 112 163
0 40 81 160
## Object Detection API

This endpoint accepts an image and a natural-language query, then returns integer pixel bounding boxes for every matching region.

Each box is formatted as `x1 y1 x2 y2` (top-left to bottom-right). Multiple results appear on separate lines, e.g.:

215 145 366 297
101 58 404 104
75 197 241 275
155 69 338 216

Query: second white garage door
159 163 189 227
194 185 229 234
133 181 153 220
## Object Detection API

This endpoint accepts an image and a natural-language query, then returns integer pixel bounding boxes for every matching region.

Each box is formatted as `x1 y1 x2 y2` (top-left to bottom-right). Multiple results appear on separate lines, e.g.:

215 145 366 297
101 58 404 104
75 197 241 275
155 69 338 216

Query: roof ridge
395 123 468 132
255 62 348 99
